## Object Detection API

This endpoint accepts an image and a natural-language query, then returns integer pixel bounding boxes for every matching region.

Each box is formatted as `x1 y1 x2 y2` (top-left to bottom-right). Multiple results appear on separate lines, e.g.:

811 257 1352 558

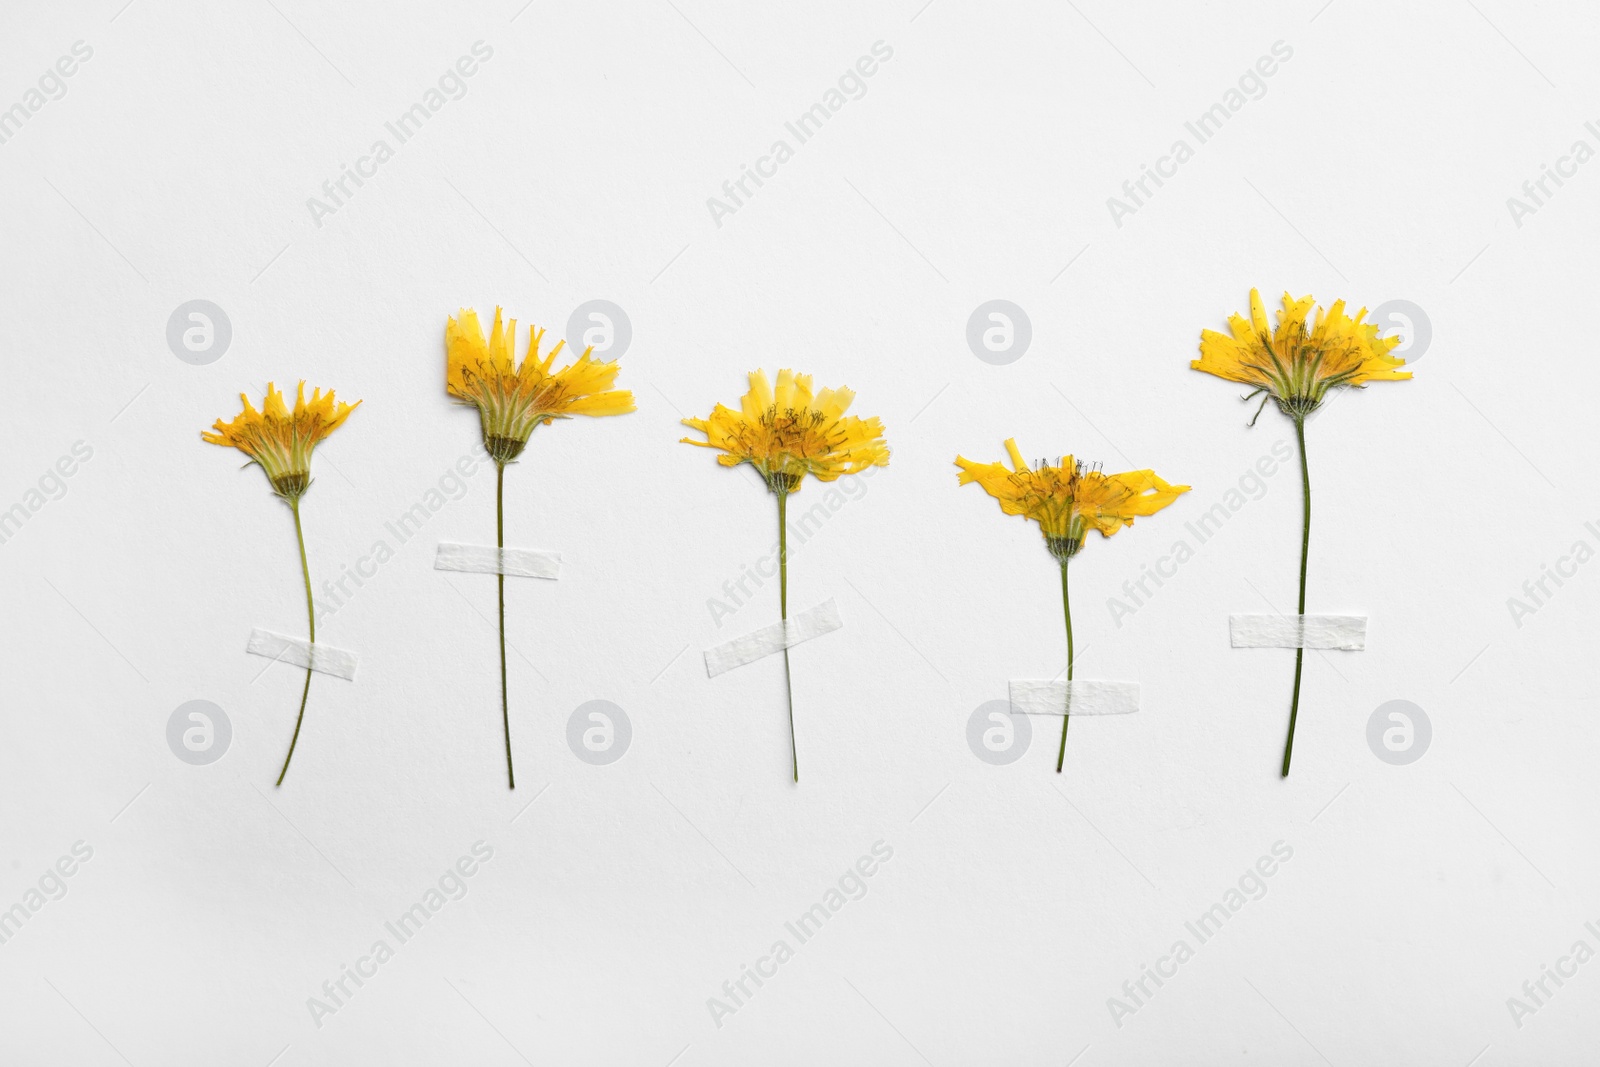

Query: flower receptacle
271 471 310 501
1046 534 1084 563
485 435 528 465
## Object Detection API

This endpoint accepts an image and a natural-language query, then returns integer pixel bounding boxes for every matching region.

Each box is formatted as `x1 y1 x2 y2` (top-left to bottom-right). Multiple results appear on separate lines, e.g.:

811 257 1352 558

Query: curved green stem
1055 558 1074 774
276 497 315 787
777 489 798 783
1282 416 1311 778
498 463 514 790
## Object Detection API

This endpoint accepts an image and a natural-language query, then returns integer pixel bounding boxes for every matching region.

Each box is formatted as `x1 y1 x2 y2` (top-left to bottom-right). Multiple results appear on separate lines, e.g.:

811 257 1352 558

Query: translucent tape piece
247 629 358 680
435 543 560 579
1229 615 1367 650
704 599 844 678
1008 679 1139 717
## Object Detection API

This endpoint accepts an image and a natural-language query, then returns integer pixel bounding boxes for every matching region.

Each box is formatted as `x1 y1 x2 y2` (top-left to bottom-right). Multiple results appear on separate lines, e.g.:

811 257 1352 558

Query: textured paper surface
1229 614 1368 650
246 628 359 680
704 599 844 677
1008 679 1140 716
434 542 561 579
2 5 1578 1061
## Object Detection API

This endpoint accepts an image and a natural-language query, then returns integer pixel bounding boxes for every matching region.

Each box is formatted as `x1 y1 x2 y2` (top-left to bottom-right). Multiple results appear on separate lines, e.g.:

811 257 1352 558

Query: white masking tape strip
246 629 359 680
1229 614 1367 650
704 599 844 678
1008 680 1140 717
434 542 561 579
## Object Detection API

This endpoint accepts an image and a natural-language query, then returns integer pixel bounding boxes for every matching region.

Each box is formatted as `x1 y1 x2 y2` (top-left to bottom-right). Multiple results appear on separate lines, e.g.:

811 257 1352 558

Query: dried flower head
447 306 635 465
1193 288 1409 422
956 439 1188 562
202 381 359 500
680 369 889 494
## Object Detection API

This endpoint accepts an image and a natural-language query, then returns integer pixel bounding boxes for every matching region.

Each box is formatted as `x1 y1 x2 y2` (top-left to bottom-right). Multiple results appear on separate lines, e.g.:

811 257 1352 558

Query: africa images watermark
306 841 495 1028
305 41 494 228
0 40 94 147
706 41 895 228
315 442 490 625
706 840 895 1029
1504 519 1600 630
0 440 94 548
1107 840 1294 1028
1105 440 1293 628
1505 120 1600 229
1106 40 1294 228
703 464 881 628
0 841 95 948
1505 916 1600 1029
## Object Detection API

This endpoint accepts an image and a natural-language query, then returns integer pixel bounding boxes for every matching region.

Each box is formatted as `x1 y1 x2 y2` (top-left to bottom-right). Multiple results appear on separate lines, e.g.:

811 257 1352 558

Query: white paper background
1 0 1595 1063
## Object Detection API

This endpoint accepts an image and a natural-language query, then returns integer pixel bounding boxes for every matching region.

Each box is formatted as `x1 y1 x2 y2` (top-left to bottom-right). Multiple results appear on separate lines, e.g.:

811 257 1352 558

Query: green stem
778 489 797 783
1282 416 1311 778
1055 558 1074 774
276 497 315 787
498 463 514 790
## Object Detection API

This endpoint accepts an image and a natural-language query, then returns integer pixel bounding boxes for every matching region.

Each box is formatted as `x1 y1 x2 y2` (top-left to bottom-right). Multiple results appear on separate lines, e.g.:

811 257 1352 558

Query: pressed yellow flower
680 369 890 494
202 381 359 500
446 306 635 790
202 380 359 786
1194 288 1409 422
955 439 1188 562
958 438 1186 773
447 306 635 465
682 369 888 783
1193 289 1413 778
